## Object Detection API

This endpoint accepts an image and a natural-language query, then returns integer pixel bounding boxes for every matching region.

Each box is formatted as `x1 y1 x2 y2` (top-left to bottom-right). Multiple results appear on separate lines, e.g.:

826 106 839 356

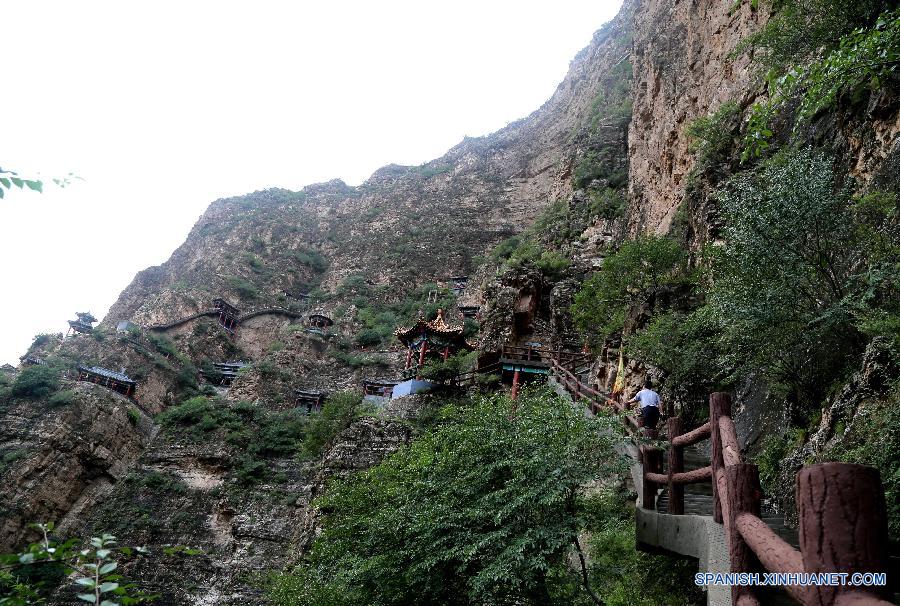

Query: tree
269 388 627 606
571 236 690 342
708 148 896 417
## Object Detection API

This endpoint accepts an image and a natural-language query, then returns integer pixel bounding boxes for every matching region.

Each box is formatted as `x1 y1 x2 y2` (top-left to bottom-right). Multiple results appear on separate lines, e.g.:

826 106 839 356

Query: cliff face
628 0 766 234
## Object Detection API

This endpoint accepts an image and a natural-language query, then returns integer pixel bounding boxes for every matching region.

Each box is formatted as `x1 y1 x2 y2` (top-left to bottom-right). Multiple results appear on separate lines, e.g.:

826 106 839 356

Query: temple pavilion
395 309 474 374
305 312 334 335
213 298 240 332
295 389 326 414
77 365 137 397
67 312 97 335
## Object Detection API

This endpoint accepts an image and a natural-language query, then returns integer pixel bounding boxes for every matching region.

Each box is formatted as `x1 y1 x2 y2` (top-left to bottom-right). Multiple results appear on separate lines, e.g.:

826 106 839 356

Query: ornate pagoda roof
394 309 474 349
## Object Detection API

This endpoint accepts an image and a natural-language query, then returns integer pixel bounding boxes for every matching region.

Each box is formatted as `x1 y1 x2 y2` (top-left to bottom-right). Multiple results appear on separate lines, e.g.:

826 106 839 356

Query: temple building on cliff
213 298 240 332
395 309 474 375
77 365 137 397
67 312 97 336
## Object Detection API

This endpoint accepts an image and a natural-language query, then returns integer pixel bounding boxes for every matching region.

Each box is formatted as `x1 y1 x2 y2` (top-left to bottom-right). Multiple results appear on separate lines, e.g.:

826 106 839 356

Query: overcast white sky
1 0 623 365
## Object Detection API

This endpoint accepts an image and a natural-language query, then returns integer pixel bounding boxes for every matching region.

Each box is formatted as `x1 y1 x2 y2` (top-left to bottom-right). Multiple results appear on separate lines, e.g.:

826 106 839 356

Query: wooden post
416 341 428 379
709 392 731 524
724 463 761 605
797 463 891 605
667 416 685 515
405 348 413 369
641 446 663 510
511 368 521 400
443 346 449 361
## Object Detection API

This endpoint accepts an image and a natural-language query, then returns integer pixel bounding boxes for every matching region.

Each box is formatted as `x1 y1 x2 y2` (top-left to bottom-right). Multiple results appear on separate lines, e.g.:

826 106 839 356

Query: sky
1 0 624 365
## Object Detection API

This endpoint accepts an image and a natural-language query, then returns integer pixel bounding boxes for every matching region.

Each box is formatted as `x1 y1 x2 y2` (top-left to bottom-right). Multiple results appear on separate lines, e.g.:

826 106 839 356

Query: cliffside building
295 389 326 414
67 312 97 336
77 365 137 397
213 298 240 332
305 312 334 335
395 309 474 378
200 361 247 386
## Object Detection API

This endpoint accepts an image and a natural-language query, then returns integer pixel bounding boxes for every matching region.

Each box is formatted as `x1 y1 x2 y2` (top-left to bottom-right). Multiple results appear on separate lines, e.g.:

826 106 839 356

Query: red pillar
443 346 449 361
416 341 428 380
405 348 413 369
511 368 521 400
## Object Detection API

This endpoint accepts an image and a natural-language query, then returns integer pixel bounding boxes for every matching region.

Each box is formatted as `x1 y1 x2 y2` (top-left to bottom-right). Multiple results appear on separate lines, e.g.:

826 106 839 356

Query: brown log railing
547 358 641 434
633 392 892 606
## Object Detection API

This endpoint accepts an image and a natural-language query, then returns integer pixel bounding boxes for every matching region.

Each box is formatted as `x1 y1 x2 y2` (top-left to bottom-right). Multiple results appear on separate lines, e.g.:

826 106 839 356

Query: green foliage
300 392 369 459
627 307 733 420
686 101 741 174
226 276 259 299
708 148 897 416
736 0 890 75
739 4 899 161
126 406 141 427
581 488 703 606
47 390 76 408
572 236 691 341
418 351 477 384
0 168 43 200
158 397 306 485
288 248 328 273
754 429 805 499
824 389 900 540
269 389 628 606
416 163 453 178
0 523 156 605
588 187 626 220
10 366 60 400
573 152 627 190
0 449 28 475
483 201 575 278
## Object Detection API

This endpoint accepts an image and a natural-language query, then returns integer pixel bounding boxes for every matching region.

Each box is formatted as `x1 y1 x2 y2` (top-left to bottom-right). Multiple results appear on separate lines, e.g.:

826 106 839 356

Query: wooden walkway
543 358 894 606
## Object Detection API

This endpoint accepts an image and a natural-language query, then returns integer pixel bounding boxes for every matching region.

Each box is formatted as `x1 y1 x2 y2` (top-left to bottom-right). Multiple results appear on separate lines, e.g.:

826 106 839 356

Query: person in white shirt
627 379 661 430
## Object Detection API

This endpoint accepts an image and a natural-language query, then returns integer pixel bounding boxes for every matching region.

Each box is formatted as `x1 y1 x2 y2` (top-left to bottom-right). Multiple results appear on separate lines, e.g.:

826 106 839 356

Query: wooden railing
500 345 592 370
637 393 892 606
548 358 640 433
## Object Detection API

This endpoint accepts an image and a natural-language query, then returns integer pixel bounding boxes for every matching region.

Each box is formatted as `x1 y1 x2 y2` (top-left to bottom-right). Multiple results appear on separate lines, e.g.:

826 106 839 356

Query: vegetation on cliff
268 389 700 606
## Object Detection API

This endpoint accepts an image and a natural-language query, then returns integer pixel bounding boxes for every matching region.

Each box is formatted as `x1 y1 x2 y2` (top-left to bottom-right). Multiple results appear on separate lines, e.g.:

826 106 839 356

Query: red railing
637 393 892 606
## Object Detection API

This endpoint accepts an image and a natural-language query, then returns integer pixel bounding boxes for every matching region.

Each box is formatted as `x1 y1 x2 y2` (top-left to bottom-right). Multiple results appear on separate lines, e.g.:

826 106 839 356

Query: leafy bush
708 148 889 417
738 4 899 161
289 248 328 273
419 351 477 384
226 276 259 299
270 388 626 606
824 388 900 540
47 390 76 408
572 236 691 341
573 152 627 189
686 101 740 174
588 188 626 220
300 392 369 459
10 366 60 400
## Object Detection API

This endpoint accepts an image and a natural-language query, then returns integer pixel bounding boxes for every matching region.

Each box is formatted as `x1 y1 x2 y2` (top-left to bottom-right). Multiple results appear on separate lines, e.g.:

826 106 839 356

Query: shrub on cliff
572 235 691 342
270 388 647 606
300 392 369 460
707 148 898 418
10 366 60 400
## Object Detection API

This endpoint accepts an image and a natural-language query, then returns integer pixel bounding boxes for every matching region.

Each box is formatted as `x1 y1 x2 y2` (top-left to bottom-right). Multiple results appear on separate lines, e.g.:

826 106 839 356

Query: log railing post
724 463 762 606
641 446 663 510
797 463 891 606
667 416 685 515
709 392 731 524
